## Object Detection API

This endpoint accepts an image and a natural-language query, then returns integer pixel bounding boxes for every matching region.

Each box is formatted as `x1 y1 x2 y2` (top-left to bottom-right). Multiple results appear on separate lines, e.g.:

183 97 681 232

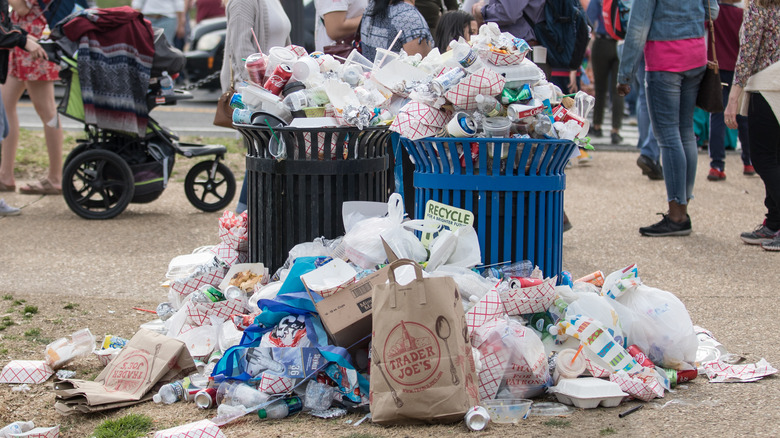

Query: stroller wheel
62 149 135 220
184 160 236 212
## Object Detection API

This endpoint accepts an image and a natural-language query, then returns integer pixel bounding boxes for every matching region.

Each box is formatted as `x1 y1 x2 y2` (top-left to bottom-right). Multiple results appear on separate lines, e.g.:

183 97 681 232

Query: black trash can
236 124 390 271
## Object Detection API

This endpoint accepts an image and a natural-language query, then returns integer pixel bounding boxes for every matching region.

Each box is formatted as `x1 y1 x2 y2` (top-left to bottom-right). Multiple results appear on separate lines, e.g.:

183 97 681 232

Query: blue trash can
401 136 576 279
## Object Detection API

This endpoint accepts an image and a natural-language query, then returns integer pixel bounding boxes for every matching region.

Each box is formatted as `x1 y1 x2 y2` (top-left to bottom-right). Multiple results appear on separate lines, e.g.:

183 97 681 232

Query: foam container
485 58 545 88
550 377 627 409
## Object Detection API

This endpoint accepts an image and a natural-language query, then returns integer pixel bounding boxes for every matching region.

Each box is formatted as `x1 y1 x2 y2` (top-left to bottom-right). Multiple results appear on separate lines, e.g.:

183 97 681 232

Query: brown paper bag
53 329 196 415
370 259 479 425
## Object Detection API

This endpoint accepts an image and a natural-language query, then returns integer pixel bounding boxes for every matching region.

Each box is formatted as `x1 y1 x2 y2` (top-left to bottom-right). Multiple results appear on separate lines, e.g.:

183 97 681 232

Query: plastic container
550 377 628 409
482 117 511 138
160 71 174 96
245 53 267 84
450 40 484 73
44 328 95 369
553 348 587 383
482 398 532 424
216 381 270 409
485 58 545 88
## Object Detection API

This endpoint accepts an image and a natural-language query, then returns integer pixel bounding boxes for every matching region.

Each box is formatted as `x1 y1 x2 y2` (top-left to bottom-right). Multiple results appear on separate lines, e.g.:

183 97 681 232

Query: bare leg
26 79 63 188
0 76 28 188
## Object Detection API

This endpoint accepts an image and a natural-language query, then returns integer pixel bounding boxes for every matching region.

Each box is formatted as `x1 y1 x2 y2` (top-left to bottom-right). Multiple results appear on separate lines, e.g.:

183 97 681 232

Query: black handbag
696 9 724 113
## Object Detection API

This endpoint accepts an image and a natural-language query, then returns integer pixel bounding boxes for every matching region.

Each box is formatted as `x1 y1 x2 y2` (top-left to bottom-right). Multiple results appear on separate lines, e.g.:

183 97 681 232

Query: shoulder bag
696 9 724 113
213 59 235 128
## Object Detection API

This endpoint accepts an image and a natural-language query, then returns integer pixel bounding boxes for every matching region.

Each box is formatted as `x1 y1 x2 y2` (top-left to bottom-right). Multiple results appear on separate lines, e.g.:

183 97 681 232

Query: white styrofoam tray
550 377 628 409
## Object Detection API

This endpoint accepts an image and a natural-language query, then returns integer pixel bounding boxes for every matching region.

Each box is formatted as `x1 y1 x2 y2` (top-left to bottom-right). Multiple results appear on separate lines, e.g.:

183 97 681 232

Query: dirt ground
0 150 778 437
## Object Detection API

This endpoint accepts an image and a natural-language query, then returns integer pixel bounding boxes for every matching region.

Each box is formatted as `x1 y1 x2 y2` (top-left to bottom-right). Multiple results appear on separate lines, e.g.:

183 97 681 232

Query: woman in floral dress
0 0 63 195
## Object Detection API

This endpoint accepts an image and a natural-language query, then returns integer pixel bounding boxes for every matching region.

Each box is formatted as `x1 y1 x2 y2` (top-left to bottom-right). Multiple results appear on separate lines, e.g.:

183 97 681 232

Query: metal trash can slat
238 124 390 271
402 137 575 279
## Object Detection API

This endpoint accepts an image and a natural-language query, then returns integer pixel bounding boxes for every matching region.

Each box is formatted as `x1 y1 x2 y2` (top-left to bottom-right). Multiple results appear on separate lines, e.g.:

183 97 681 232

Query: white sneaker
0 199 21 216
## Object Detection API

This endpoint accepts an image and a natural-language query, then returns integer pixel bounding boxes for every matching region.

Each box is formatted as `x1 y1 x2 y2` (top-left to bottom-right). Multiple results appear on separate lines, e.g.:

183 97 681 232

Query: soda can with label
263 64 293 96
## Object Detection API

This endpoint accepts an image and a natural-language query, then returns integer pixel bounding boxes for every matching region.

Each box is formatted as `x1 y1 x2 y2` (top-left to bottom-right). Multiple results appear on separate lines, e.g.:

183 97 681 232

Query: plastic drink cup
245 53 267 84
532 46 547 64
482 117 512 138
465 405 490 431
553 348 587 383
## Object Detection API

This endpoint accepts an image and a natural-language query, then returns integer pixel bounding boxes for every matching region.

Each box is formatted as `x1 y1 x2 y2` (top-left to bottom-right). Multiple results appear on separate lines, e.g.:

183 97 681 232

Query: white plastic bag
343 193 428 268
565 294 626 348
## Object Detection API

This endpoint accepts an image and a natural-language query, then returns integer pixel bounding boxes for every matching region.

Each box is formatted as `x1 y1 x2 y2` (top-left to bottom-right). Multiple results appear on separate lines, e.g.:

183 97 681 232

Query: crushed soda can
465 405 490 431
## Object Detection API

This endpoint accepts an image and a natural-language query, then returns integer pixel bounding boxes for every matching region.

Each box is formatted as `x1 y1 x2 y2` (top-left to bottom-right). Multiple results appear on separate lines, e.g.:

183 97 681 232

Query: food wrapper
476 349 509 400
257 373 295 394
609 371 664 402
483 50 525 66
184 298 247 327
584 357 611 378
703 358 778 383
210 211 249 266
8 426 60 438
466 288 506 336
444 67 505 111
154 420 226 438
390 101 449 140
498 277 557 315
170 265 229 296
0 360 54 384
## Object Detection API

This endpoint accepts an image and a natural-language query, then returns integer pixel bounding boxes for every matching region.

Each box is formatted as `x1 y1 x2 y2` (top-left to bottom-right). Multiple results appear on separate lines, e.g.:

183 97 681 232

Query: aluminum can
194 387 218 409
627 345 655 369
464 405 490 431
263 64 293 95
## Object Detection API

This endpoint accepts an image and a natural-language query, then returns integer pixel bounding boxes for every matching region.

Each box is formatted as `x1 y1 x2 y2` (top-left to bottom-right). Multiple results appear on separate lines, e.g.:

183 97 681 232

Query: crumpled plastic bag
343 193 426 268
472 317 550 400
602 265 698 370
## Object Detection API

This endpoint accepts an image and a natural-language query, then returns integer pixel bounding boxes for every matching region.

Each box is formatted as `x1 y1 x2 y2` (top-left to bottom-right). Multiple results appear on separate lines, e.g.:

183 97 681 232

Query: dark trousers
708 70 750 170
591 37 623 130
748 92 780 230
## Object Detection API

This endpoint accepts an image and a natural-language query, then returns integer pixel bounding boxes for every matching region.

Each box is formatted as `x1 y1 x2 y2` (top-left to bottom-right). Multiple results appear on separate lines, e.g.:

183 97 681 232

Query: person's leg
707 70 731 173
25 80 63 188
646 70 689 221
607 41 624 143
678 66 705 204
590 38 611 134
737 112 751 168
636 59 661 162
0 77 28 188
747 92 780 231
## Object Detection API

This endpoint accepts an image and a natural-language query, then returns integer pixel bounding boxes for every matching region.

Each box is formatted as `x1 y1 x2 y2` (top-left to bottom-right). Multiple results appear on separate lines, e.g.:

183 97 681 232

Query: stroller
44 11 235 220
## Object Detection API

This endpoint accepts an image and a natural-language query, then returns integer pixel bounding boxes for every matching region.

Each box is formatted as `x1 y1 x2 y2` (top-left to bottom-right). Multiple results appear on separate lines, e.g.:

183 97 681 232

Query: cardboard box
304 266 390 349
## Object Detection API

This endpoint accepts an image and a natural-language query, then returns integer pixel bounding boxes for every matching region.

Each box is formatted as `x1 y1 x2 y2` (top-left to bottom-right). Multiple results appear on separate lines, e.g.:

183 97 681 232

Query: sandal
19 179 62 195
0 181 15 192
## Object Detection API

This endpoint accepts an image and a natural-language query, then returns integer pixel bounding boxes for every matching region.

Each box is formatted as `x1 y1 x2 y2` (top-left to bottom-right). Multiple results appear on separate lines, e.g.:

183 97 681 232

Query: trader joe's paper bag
53 329 196 415
370 259 479 425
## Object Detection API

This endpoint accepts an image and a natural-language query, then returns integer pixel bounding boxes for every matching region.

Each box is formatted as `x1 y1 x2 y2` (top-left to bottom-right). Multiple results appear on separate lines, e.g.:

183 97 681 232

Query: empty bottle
449 39 484 73
216 381 270 409
475 94 503 117
257 396 303 420
502 260 534 279
160 71 174 96
0 421 34 438
153 380 185 404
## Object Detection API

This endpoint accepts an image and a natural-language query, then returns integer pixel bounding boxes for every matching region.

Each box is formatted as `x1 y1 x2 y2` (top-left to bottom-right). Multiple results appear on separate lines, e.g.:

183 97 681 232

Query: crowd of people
1 0 779 252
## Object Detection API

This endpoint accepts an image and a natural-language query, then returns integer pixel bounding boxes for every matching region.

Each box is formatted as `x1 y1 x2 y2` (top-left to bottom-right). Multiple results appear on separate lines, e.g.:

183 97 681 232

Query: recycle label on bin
421 200 474 247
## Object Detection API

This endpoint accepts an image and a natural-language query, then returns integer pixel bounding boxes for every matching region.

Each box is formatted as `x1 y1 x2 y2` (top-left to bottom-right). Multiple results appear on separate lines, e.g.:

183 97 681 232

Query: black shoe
589 127 603 137
639 213 692 237
636 155 664 180
611 132 623 144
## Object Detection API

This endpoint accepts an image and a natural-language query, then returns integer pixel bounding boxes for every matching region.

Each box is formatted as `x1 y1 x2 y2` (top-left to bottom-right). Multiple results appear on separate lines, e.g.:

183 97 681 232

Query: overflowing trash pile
3 192 776 436
229 22 595 155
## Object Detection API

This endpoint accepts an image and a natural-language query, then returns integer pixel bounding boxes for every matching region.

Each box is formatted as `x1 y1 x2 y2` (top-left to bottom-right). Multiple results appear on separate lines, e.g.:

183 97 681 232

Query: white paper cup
292 56 321 81
532 46 547 64
266 47 298 76
446 112 477 137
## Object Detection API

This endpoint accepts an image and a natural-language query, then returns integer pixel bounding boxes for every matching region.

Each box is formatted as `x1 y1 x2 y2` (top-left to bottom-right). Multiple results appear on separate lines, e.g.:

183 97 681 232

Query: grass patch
11 299 25 306
2 294 12 300
63 303 79 310
544 418 571 428
23 305 38 315
24 328 41 338
0 348 7 355
0 317 14 331
600 427 617 436
92 413 154 438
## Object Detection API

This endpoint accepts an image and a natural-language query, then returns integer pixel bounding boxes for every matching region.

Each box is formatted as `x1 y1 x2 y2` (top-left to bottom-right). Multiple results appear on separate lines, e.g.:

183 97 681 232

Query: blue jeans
148 16 178 46
646 66 705 205
708 69 750 170
635 59 659 162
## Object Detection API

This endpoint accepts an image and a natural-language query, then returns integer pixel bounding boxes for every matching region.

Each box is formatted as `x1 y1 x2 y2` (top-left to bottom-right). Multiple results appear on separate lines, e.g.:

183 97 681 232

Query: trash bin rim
235 123 389 134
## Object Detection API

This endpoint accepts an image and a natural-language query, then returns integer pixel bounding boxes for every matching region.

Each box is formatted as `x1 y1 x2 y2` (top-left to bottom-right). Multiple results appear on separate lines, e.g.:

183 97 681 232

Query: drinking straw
378 29 403 68
250 28 262 52
132 307 157 314
264 119 280 144
570 344 584 365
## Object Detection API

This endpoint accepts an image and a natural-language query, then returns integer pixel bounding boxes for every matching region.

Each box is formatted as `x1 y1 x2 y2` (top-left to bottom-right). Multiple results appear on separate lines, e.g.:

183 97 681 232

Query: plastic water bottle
257 396 303 419
0 421 35 437
449 39 483 73
475 94 503 117
502 260 534 278
160 71 174 96
153 380 185 404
